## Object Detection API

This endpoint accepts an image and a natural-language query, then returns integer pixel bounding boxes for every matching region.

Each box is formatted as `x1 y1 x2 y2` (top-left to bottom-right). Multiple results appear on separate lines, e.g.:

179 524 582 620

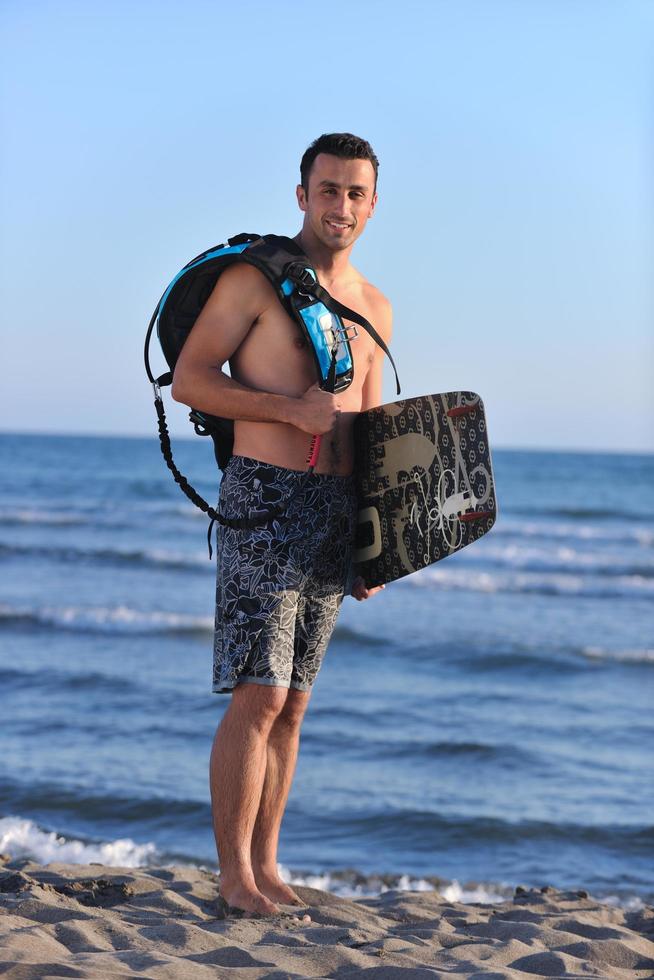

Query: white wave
0 602 213 634
0 540 210 571
1 829 645 910
470 542 654 575
279 864 509 904
162 504 208 520
0 816 156 868
122 501 208 520
581 647 654 664
145 548 208 569
280 865 646 909
0 509 89 526
496 519 654 548
0 501 211 528
601 893 646 911
439 878 510 904
408 566 654 598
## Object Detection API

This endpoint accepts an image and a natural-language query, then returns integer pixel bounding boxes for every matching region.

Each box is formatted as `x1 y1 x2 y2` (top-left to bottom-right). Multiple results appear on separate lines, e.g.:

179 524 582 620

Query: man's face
296 153 378 251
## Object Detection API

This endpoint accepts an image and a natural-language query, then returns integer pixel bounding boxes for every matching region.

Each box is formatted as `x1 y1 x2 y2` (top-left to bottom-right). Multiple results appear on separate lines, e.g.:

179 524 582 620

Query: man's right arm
171 264 338 435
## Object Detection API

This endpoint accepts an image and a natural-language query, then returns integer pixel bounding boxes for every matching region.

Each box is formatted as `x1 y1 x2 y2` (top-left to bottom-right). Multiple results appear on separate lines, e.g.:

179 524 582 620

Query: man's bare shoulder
181 261 279 357
211 261 276 308
355 273 393 339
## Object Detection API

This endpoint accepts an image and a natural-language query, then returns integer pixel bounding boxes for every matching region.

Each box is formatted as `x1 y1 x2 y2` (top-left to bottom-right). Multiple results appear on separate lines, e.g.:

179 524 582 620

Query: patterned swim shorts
212 455 357 694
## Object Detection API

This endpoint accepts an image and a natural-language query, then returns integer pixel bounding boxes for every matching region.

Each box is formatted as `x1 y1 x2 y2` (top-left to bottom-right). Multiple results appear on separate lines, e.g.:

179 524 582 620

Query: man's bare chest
234 300 376 395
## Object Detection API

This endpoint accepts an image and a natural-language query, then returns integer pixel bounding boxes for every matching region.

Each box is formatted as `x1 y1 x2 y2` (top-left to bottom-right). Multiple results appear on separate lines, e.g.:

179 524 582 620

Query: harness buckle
152 381 162 400
338 323 359 342
286 262 317 297
327 322 358 354
189 409 211 436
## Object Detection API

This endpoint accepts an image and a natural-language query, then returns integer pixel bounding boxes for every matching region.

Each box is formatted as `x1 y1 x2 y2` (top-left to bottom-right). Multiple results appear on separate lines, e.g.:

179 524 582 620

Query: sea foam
0 602 213 635
0 816 157 867
408 566 654 599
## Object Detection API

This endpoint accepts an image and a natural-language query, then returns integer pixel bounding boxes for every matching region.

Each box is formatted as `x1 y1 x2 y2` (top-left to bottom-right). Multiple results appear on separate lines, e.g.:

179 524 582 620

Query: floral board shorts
213 455 357 694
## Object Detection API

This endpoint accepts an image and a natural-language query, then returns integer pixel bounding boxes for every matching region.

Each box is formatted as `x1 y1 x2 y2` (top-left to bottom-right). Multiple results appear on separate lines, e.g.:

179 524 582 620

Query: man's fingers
351 577 386 601
297 384 342 434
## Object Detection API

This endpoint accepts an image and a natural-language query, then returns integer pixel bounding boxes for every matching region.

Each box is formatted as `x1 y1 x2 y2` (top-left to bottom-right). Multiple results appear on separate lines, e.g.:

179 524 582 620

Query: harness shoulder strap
308 280 400 395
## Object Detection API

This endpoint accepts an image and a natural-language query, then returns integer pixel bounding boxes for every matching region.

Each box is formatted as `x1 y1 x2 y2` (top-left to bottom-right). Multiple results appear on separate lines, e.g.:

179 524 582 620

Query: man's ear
296 184 308 212
369 190 378 218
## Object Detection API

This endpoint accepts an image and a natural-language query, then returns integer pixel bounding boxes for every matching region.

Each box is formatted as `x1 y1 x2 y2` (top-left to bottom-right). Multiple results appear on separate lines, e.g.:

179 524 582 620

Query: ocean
0 433 652 909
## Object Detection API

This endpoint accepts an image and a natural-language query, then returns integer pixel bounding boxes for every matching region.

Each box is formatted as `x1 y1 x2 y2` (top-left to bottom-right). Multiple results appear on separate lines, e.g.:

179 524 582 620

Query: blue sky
1 0 652 451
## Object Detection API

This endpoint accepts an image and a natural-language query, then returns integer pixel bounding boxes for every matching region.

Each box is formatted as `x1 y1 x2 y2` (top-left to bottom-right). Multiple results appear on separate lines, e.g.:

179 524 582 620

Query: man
172 133 391 918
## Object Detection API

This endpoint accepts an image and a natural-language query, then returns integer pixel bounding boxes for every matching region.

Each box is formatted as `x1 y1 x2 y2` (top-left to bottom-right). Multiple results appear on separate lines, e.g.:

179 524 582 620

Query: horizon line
0 429 652 458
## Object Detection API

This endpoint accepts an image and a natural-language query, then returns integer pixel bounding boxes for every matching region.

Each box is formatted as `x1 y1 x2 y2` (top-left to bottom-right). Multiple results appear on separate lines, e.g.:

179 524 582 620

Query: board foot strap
447 401 480 418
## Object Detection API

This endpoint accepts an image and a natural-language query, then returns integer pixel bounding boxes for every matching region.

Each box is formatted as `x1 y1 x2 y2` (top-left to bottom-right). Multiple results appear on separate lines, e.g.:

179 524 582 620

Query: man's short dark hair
300 133 379 192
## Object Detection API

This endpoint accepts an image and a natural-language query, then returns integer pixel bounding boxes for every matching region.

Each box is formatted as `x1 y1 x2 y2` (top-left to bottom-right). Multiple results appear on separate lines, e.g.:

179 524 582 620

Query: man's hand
294 382 342 435
351 576 386 601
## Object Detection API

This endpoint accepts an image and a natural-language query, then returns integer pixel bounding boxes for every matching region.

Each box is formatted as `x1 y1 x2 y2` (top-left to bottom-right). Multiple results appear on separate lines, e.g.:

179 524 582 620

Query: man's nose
334 191 351 216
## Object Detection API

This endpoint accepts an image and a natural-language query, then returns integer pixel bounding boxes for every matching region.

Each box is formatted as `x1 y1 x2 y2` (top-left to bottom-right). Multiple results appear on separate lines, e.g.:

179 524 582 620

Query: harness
144 233 400 548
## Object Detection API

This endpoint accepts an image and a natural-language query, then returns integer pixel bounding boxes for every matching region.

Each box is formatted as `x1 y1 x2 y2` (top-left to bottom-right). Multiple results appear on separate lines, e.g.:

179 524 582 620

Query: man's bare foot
253 870 307 908
217 883 279 918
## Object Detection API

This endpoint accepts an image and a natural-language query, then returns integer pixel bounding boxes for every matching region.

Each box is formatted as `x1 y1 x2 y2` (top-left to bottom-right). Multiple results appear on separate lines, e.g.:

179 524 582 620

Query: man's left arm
360 297 392 412
351 295 393 602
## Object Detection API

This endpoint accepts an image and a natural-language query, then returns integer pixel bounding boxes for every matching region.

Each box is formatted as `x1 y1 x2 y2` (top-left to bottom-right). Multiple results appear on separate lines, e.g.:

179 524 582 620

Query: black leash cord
152 385 291 558
154 387 220 523
152 384 314 559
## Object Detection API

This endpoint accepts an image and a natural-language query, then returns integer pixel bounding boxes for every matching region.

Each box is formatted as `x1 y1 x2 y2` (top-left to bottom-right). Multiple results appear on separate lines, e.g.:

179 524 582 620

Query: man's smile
325 219 353 233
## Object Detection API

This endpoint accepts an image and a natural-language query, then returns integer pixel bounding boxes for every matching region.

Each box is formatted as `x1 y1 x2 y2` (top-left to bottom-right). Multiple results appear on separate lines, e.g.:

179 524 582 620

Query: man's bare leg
251 688 310 905
210 682 287 915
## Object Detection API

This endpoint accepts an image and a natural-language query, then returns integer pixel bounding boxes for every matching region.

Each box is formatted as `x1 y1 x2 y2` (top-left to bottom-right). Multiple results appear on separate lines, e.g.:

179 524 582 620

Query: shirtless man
172 133 392 918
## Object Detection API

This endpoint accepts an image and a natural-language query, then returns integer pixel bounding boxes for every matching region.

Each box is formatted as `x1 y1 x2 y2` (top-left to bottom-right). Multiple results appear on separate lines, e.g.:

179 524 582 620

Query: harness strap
284 266 400 395
313 285 400 395
144 307 160 384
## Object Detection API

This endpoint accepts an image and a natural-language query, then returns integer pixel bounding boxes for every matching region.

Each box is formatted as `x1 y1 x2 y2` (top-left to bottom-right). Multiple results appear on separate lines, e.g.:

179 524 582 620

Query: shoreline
1 861 652 979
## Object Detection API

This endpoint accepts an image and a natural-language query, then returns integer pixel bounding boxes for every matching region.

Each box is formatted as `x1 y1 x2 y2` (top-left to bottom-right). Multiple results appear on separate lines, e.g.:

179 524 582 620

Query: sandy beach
1 860 653 979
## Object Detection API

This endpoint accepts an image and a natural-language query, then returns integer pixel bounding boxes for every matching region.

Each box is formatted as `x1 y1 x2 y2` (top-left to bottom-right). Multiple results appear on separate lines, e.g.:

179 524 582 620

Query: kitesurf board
352 391 497 588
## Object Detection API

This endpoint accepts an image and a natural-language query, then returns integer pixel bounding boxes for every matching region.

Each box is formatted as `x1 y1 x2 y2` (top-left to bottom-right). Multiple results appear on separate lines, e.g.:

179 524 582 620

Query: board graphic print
352 391 497 587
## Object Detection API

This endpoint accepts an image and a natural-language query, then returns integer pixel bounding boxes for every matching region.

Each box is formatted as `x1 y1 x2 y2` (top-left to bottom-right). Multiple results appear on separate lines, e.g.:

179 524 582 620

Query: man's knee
230 681 288 733
274 689 311 733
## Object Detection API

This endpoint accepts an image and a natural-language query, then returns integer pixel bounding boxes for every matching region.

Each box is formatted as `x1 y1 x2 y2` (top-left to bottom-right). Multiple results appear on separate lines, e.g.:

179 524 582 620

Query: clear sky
1 0 652 452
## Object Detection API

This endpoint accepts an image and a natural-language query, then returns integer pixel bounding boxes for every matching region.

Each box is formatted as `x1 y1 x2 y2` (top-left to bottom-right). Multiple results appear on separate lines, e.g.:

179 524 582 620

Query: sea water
0 433 652 907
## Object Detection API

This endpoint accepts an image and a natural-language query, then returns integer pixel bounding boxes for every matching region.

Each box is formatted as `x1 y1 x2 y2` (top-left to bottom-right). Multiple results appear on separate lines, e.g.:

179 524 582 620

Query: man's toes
217 890 279 919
